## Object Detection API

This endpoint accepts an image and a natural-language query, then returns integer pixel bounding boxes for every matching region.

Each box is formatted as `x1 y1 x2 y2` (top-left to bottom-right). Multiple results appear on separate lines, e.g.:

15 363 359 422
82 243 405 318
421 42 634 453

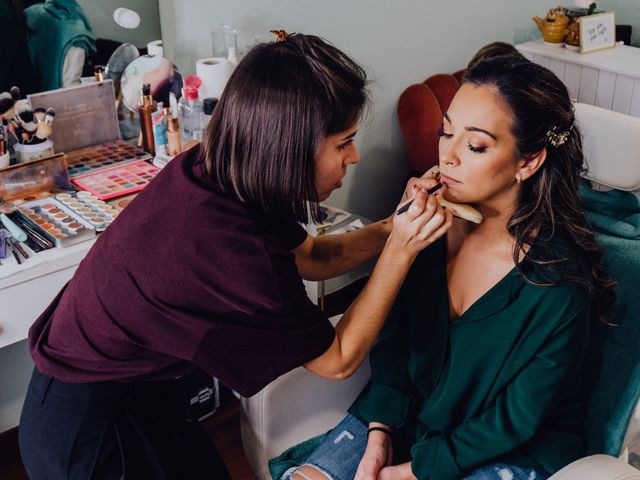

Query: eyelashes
437 125 487 154
337 139 353 151
437 126 451 139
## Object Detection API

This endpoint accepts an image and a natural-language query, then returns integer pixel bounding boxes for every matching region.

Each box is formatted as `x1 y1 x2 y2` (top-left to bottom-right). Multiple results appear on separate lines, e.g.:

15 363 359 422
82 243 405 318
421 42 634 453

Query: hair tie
545 125 572 147
270 29 292 42
367 426 393 438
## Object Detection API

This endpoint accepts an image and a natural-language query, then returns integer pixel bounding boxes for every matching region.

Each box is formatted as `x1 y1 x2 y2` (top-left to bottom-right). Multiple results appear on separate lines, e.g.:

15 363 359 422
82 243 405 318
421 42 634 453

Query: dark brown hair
465 55 616 324
203 33 368 223
466 41 523 72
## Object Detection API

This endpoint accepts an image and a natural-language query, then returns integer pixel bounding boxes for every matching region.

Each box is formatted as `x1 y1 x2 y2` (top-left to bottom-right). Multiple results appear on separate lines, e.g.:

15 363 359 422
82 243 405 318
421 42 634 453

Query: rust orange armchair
397 69 465 177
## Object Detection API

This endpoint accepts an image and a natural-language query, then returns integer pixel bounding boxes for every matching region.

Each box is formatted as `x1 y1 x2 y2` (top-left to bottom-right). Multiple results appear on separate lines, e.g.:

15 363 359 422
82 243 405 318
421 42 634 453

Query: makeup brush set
0 86 56 150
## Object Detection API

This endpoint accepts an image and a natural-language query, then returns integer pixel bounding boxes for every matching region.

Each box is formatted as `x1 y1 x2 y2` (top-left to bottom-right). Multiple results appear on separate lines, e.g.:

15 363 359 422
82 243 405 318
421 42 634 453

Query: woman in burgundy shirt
19 33 451 479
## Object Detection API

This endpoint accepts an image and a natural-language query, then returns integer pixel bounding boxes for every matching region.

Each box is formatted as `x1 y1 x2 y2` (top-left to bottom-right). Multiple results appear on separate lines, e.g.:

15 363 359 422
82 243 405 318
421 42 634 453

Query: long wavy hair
464 55 616 324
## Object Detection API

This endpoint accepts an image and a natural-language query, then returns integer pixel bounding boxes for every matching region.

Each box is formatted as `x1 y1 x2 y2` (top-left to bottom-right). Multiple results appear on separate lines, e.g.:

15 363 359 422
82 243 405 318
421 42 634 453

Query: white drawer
0 265 78 348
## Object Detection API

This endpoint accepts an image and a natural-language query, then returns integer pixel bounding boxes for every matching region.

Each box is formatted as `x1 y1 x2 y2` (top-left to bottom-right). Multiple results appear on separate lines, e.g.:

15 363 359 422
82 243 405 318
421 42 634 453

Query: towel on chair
25 0 96 91
579 184 640 457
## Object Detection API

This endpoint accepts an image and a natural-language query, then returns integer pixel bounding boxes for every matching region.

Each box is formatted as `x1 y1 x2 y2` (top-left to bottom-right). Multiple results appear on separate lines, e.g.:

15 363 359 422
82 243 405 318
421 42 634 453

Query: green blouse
350 235 591 480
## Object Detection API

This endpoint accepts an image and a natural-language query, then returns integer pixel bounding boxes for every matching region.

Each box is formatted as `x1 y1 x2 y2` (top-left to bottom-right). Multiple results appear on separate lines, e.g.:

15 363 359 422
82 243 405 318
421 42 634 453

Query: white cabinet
517 40 640 117
0 240 94 432
0 239 95 349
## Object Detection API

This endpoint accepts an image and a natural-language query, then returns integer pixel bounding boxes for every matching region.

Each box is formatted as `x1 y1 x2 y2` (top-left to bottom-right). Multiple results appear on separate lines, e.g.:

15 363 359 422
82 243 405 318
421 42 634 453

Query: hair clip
270 29 291 42
545 125 572 147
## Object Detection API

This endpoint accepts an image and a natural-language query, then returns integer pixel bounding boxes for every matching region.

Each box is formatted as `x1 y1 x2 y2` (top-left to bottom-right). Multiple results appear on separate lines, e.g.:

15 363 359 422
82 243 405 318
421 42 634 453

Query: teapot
533 7 569 45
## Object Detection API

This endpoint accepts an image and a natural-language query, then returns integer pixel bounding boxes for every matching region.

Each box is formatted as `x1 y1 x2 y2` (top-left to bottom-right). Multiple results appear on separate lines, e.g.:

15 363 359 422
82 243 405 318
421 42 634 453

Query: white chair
240 316 370 479
240 103 640 479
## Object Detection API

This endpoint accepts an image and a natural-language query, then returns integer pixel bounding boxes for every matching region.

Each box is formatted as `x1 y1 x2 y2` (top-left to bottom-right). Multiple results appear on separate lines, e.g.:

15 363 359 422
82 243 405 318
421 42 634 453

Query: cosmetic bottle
201 97 218 131
139 83 155 155
94 65 105 82
178 76 204 141
166 108 182 157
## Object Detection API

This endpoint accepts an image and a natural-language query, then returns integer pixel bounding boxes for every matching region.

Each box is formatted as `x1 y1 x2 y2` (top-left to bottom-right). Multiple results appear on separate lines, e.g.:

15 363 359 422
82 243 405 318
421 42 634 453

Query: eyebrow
443 113 498 141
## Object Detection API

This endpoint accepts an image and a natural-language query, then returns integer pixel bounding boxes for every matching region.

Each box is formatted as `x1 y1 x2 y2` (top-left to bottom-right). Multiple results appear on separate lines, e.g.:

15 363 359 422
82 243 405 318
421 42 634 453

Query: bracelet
367 426 392 438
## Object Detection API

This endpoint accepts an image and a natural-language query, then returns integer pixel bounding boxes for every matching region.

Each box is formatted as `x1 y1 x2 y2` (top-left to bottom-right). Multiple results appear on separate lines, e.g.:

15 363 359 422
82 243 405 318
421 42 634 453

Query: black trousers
19 368 231 480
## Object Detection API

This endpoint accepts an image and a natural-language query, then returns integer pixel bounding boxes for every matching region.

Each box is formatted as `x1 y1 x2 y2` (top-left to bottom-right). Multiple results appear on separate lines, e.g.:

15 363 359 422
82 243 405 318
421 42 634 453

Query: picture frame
579 11 616 54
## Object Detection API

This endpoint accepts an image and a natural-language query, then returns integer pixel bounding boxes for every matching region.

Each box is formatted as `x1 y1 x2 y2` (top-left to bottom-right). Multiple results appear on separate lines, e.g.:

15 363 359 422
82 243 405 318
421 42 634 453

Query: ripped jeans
279 414 549 480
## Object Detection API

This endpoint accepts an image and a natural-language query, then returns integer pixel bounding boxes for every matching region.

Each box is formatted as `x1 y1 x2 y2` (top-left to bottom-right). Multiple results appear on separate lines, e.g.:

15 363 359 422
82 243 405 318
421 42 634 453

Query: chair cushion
576 103 640 191
397 84 442 173
424 73 460 114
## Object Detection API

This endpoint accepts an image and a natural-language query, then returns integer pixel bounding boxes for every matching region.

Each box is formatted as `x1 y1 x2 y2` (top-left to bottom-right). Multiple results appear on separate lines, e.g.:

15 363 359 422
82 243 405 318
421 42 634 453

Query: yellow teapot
533 7 569 45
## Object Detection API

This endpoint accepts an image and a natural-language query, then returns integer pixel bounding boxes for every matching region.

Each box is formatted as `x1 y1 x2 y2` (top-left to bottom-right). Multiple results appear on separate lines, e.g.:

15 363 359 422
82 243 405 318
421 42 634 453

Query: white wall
158 0 636 221
78 0 162 48
599 0 640 47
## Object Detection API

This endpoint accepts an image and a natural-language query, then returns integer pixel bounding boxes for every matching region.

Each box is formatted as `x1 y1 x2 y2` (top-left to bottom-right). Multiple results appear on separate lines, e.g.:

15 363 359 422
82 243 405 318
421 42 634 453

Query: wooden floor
0 385 256 480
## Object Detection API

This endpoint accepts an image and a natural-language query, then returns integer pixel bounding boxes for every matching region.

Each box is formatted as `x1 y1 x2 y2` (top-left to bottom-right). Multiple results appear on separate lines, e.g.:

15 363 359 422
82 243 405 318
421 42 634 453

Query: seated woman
281 55 616 480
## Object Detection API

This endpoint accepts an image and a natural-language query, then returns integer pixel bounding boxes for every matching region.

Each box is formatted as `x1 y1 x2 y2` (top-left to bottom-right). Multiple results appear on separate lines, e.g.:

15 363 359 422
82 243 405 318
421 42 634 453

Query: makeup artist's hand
385 173 441 226
387 184 452 258
402 168 441 203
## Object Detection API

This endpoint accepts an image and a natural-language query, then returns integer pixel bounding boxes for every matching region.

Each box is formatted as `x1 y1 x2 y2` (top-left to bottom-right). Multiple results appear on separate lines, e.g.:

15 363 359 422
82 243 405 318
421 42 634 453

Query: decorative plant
574 0 597 15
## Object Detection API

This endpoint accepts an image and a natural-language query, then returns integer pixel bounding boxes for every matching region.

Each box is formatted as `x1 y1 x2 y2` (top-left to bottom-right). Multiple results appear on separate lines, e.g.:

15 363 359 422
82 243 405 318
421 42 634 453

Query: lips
440 173 461 184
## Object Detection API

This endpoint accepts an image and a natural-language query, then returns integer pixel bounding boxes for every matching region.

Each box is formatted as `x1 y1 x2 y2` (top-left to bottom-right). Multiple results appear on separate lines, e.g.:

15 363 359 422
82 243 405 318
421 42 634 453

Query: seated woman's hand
377 462 417 480
354 428 393 480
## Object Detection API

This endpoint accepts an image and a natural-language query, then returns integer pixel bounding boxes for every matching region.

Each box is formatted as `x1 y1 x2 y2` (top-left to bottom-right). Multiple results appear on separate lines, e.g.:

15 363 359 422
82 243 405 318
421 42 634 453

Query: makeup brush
35 108 54 140
396 183 443 215
44 107 56 124
33 108 47 123
17 109 38 133
0 86 20 121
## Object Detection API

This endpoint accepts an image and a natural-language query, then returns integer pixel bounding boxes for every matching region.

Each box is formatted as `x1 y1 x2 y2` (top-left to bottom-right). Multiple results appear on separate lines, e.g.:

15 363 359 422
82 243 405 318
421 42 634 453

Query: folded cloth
25 0 96 91
579 184 640 456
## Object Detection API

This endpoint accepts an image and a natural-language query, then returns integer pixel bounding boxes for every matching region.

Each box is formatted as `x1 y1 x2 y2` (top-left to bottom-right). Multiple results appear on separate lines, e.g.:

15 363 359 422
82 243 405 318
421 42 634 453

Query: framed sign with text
579 12 616 54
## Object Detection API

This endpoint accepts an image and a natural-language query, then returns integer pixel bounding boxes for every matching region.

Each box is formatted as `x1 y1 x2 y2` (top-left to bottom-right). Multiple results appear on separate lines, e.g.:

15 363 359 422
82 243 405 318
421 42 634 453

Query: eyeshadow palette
54 191 122 232
64 140 152 178
19 198 96 247
71 160 160 200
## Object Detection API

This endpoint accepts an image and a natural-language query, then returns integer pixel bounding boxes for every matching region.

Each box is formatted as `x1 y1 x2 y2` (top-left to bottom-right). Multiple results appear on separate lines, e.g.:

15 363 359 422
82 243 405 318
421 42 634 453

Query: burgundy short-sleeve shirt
28 146 335 396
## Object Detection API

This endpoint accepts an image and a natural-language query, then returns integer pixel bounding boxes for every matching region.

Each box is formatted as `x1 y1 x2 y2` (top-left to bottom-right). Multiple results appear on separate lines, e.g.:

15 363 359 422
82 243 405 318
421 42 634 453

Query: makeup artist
19 33 452 479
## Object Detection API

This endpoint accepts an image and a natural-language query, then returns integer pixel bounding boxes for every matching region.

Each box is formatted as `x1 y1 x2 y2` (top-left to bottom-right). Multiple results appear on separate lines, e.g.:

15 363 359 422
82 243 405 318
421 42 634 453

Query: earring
516 172 523 184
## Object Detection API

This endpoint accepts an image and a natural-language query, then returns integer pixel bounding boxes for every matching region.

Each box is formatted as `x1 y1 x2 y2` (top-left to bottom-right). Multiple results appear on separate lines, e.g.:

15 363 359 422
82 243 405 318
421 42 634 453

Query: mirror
120 55 183 113
105 43 140 85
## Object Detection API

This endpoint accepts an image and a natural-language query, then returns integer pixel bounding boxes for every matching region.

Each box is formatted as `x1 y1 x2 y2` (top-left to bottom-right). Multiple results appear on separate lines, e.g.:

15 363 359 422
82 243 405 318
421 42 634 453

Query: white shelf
517 39 640 79
517 40 640 117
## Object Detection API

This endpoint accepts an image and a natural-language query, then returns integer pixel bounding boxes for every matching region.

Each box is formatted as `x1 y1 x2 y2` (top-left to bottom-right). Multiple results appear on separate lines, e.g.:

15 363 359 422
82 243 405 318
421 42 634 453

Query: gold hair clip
545 126 572 147
270 29 292 42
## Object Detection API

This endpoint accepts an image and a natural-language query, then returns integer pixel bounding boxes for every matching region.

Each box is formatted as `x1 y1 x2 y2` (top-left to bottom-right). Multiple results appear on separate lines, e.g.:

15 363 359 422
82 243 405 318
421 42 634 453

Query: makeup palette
64 139 152 178
19 198 95 247
71 160 160 200
54 191 122 232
